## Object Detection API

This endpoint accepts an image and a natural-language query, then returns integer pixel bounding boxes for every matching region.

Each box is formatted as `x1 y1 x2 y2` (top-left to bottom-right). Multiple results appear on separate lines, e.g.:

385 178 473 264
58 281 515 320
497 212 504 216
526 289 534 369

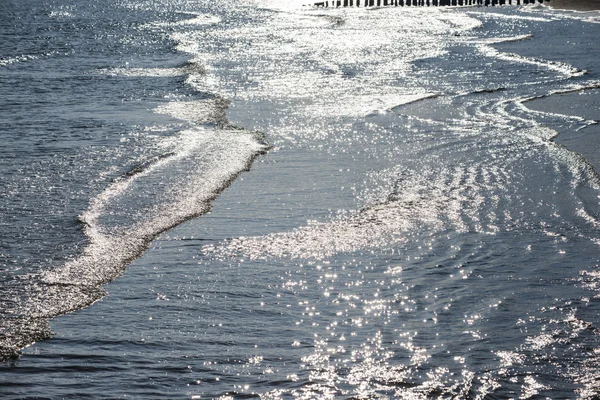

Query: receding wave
95 59 205 78
478 38 586 78
483 33 534 44
387 93 441 112
96 66 188 77
469 87 507 94
315 92 442 118
0 54 40 67
312 13 346 27
206 160 513 260
518 81 600 110
0 93 269 360
140 12 221 29
468 11 553 23
43 126 268 287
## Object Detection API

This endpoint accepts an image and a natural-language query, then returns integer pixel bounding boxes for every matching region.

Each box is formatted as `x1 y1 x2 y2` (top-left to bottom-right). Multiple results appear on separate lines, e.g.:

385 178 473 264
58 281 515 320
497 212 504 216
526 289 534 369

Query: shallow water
1 0 600 398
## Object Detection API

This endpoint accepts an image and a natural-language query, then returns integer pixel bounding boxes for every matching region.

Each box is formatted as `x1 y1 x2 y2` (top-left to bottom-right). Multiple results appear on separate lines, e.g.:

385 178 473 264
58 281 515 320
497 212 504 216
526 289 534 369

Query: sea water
1 0 600 398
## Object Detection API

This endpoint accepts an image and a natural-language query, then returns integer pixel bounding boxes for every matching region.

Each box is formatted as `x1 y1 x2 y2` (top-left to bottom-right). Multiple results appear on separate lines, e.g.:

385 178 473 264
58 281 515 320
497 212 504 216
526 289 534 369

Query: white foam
48 10 74 18
211 162 511 260
142 12 221 29
43 127 267 286
482 33 534 44
96 67 186 77
468 10 554 23
0 54 39 67
477 42 586 78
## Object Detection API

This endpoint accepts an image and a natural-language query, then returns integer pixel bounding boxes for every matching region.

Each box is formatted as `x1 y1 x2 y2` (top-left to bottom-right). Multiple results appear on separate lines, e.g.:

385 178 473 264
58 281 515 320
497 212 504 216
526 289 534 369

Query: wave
140 12 221 29
312 13 346 26
48 10 74 18
469 87 507 94
208 83 600 265
519 81 600 107
43 125 268 287
0 276 107 360
495 80 600 138
522 1 600 21
0 121 268 360
387 93 441 112
482 33 534 44
311 92 441 118
94 59 206 78
95 66 188 77
42 92 267 287
473 30 585 80
0 67 268 361
461 82 600 189
0 54 40 67
478 42 586 78
206 158 514 261
468 10 554 23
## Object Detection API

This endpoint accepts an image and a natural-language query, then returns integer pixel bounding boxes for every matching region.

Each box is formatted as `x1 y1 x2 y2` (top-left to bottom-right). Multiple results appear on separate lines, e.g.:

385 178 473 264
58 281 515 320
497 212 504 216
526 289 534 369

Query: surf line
313 0 551 7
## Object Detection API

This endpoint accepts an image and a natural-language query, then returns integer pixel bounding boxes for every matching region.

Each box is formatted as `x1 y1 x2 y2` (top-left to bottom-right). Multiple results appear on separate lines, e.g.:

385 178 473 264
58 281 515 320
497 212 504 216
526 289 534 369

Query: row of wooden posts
314 0 549 7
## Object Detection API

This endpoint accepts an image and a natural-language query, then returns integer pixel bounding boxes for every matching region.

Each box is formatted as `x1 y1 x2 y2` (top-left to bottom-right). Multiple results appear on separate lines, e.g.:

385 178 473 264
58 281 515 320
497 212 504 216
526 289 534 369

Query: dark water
1 0 600 398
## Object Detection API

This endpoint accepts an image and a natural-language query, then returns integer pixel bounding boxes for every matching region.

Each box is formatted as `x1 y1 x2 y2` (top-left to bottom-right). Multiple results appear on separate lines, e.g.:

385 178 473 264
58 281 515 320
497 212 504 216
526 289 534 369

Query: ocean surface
1 0 600 398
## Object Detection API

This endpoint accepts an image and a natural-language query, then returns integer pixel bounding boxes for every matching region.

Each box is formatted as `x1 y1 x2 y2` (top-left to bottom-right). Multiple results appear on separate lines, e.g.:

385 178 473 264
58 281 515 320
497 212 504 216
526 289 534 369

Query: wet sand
549 0 600 11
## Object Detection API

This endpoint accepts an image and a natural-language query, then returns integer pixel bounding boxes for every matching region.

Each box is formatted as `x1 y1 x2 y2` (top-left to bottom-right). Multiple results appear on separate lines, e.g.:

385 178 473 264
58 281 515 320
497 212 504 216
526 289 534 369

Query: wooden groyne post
314 0 550 7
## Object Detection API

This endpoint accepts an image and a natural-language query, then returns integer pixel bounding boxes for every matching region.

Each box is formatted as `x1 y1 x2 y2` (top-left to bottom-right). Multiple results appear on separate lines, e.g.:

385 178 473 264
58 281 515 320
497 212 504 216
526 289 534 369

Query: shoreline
548 0 600 11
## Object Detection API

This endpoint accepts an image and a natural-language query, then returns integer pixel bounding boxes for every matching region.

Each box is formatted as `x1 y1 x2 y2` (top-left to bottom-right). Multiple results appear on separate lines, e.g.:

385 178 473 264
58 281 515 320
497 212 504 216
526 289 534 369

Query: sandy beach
549 0 600 10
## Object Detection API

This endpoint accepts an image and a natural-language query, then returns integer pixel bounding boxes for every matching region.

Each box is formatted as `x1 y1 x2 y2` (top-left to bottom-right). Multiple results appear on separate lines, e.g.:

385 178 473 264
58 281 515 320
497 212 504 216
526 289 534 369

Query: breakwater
314 0 549 6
